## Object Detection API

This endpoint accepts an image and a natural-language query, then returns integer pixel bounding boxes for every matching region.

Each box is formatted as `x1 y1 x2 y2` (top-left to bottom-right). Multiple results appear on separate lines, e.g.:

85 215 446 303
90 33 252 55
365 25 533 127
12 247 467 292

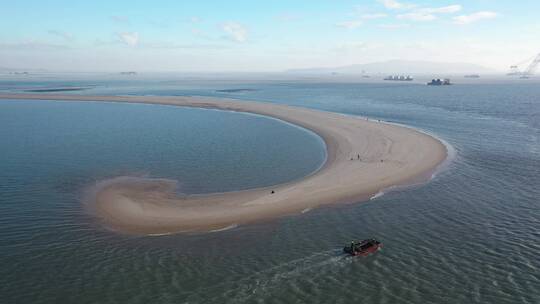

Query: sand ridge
0 93 448 234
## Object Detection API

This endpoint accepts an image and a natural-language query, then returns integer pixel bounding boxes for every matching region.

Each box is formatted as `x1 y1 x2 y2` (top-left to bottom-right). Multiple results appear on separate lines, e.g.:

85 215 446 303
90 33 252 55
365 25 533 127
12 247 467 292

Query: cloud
360 13 388 20
117 32 139 46
378 0 416 10
336 12 387 30
397 12 437 21
336 20 363 29
396 5 462 22
140 42 227 50
378 23 410 29
222 22 248 42
47 30 74 41
453 11 498 25
419 5 462 14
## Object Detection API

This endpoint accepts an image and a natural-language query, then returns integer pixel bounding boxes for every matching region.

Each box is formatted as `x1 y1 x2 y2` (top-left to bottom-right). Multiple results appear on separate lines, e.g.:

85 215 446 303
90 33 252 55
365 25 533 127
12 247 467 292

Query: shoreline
0 93 448 235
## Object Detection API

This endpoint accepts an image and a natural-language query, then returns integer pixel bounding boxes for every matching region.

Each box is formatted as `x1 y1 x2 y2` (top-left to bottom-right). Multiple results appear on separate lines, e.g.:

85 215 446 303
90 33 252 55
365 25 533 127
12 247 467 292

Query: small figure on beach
271 190 275 194
357 154 360 160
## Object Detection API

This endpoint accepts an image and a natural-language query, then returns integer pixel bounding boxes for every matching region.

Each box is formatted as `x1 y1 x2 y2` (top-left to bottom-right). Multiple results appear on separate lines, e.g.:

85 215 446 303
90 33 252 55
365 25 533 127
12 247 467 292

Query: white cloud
378 0 416 10
396 5 461 22
336 20 363 29
139 42 226 50
222 22 248 42
361 13 388 20
453 11 498 25
419 5 462 14
379 23 410 29
336 12 387 30
117 32 139 46
397 12 437 21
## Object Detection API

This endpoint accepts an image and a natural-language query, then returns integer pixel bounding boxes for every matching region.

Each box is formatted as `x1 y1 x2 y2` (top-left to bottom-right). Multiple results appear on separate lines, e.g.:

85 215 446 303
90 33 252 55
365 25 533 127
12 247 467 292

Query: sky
1 0 539 72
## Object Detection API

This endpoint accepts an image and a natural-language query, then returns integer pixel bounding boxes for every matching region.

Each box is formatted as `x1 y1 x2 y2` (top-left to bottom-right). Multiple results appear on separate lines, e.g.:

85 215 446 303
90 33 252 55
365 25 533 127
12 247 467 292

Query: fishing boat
343 239 382 256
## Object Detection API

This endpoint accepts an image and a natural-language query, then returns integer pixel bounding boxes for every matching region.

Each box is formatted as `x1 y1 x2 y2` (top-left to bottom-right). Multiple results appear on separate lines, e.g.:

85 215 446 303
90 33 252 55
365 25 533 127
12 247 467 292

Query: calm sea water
0 76 538 303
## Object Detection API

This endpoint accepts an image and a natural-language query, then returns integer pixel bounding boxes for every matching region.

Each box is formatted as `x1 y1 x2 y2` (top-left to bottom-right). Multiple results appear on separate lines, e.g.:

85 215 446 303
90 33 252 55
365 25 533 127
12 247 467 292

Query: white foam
301 208 312 214
209 224 238 233
370 191 385 200
147 232 173 237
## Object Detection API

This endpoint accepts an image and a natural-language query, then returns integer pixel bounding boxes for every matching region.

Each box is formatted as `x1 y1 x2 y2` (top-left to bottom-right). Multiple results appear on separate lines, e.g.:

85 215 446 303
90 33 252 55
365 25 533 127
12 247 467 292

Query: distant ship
120 71 137 75
427 78 452 86
384 75 413 81
361 70 370 78
464 74 480 78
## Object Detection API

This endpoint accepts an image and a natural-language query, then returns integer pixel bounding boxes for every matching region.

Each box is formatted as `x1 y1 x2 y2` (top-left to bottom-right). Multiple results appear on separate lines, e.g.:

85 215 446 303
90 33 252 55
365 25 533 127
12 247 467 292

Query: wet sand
0 93 448 234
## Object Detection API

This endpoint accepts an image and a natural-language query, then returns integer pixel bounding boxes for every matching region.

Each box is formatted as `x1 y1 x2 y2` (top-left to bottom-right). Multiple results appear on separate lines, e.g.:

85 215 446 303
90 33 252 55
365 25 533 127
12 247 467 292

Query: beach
0 93 447 234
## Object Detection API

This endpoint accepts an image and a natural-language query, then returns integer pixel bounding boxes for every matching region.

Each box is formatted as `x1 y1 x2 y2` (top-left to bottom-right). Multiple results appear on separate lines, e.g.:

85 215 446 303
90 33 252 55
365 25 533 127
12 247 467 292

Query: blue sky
1 0 538 72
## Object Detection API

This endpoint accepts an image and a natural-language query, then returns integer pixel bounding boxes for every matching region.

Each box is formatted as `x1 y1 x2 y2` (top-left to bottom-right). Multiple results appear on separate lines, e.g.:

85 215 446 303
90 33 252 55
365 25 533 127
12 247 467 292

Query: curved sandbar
0 93 447 234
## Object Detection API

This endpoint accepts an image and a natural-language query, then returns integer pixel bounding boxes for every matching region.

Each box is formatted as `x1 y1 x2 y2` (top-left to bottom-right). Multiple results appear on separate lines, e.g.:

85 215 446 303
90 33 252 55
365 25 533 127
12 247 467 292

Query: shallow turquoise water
0 79 538 303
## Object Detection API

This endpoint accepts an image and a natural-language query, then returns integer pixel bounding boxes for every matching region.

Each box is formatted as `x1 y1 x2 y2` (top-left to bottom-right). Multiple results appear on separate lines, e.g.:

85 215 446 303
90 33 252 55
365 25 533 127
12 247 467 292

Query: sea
0 74 538 303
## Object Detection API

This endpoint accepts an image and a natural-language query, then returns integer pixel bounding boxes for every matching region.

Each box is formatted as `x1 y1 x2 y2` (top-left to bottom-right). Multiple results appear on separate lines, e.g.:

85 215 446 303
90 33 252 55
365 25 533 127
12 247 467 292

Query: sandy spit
0 93 448 234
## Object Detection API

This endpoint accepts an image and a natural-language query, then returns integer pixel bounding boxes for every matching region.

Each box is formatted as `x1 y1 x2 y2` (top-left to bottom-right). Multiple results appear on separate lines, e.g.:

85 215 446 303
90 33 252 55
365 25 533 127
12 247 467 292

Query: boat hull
343 242 382 256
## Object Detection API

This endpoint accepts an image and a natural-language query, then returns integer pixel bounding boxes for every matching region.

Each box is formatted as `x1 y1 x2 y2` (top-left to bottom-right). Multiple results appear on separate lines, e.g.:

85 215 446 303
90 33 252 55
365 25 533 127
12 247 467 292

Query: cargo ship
383 75 413 81
427 78 451 85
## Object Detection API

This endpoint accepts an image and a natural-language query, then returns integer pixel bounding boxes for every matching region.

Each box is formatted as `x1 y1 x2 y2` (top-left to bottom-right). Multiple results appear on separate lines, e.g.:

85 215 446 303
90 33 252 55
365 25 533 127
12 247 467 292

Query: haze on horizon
1 0 538 73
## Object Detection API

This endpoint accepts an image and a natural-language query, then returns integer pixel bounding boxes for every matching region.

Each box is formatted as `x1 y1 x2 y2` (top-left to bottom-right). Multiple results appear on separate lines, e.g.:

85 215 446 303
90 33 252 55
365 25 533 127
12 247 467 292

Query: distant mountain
287 60 496 75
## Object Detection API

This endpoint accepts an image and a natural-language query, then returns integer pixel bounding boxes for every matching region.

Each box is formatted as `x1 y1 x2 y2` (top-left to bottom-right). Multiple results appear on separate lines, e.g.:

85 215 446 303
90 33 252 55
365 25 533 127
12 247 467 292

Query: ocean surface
0 75 538 303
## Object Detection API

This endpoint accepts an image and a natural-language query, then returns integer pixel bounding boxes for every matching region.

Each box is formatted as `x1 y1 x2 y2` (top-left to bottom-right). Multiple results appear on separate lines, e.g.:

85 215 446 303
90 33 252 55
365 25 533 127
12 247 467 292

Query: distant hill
287 60 496 75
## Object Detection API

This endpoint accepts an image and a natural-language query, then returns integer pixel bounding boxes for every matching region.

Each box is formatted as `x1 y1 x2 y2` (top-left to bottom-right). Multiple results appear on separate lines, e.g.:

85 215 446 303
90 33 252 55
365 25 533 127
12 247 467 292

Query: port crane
507 53 540 78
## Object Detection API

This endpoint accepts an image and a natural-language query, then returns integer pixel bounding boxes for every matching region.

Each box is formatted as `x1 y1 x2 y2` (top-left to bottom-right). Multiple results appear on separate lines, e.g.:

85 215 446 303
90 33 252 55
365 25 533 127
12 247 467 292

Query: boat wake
185 249 351 302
